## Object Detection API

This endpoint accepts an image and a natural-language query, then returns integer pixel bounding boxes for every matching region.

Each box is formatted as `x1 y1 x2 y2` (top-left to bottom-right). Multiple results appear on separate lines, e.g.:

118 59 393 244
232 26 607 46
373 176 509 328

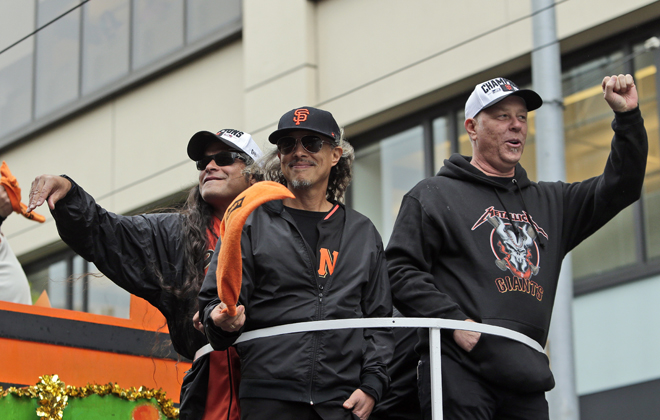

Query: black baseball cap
268 106 340 144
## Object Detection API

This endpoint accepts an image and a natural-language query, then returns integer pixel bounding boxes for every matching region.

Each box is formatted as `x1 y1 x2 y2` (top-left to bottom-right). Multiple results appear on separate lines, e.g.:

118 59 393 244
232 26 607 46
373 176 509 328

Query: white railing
232 318 544 420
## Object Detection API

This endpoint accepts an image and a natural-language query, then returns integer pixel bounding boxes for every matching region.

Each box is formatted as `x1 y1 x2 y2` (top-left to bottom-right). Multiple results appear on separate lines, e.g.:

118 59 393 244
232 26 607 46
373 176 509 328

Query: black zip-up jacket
386 108 647 392
199 200 394 404
51 178 236 420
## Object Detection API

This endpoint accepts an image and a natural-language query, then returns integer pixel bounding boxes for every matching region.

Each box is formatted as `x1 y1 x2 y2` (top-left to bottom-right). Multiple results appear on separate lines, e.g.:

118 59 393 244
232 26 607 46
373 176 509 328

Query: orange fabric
0 161 46 223
217 181 295 316
1 337 189 402
202 347 242 420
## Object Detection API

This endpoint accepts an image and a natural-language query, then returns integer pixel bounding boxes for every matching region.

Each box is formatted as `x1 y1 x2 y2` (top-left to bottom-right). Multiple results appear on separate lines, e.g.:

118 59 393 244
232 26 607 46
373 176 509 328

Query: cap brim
511 89 543 112
268 128 336 144
187 131 242 161
474 89 543 120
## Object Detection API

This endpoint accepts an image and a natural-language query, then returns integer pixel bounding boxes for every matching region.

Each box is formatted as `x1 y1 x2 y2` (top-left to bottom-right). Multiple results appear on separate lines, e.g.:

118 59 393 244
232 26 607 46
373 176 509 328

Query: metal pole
531 1 580 419
429 327 443 420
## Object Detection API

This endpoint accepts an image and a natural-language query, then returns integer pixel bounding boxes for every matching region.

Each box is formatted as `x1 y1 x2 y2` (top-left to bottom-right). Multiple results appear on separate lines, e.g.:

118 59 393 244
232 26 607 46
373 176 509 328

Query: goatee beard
290 179 312 189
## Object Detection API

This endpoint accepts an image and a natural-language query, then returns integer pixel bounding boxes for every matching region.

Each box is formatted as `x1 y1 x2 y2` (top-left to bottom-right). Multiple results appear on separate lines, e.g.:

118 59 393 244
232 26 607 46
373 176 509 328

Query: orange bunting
217 181 295 317
0 161 45 223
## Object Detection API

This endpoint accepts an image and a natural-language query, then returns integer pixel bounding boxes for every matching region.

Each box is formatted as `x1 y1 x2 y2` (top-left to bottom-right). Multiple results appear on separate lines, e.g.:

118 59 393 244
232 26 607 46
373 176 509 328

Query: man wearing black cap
28 129 262 420
199 106 393 420
386 74 648 419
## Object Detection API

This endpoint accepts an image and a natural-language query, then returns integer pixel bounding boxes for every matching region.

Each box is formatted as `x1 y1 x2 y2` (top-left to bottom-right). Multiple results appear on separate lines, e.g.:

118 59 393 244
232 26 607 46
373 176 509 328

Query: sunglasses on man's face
196 151 246 171
276 135 335 155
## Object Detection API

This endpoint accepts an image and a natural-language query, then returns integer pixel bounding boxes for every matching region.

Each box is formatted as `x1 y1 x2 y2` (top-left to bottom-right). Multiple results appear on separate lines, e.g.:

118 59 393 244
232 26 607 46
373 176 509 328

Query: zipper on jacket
282 213 324 405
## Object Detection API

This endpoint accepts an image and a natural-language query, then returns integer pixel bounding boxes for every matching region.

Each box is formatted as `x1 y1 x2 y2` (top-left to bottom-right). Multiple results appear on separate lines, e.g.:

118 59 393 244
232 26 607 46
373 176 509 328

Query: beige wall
5 0 660 262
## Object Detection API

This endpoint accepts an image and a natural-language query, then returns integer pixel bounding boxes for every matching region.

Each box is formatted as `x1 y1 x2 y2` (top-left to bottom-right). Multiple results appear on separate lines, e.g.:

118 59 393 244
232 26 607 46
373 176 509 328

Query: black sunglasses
196 151 247 170
276 135 335 155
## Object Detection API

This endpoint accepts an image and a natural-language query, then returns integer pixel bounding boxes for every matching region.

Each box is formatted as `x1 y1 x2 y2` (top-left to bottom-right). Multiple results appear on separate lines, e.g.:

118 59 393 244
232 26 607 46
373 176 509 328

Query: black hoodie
386 107 647 392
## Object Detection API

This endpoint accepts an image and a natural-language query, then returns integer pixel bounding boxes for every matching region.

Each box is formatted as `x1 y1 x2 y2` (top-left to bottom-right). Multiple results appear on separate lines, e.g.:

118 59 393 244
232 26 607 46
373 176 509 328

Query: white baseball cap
465 77 543 120
188 129 263 163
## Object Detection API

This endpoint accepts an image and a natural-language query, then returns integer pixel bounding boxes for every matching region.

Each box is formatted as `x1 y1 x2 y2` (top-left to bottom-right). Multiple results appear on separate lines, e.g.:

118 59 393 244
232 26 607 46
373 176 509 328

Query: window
567 42 660 282
81 0 130 94
35 0 81 118
433 116 451 174
25 250 130 318
636 46 660 261
186 0 241 43
0 0 242 144
132 0 184 70
563 50 637 279
0 0 34 138
353 126 425 245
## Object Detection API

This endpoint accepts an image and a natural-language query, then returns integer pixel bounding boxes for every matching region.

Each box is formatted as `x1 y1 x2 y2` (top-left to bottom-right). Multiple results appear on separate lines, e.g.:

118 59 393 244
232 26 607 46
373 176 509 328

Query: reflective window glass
457 108 470 156
0 0 34 137
87 262 130 318
26 265 49 304
186 0 240 42
25 252 130 318
82 0 130 94
47 260 68 310
353 126 425 245
132 0 184 70
35 0 81 118
563 51 637 280
433 116 451 174
634 45 660 261
73 255 86 312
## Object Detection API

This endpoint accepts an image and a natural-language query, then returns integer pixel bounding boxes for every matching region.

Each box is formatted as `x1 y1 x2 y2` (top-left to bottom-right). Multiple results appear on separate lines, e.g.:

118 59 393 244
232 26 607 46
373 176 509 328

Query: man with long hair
199 106 393 420
27 129 262 420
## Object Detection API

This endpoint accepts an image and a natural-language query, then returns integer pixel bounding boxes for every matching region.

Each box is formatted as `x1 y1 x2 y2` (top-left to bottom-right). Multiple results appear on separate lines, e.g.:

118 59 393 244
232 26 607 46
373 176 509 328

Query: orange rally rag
0 161 45 223
217 181 295 317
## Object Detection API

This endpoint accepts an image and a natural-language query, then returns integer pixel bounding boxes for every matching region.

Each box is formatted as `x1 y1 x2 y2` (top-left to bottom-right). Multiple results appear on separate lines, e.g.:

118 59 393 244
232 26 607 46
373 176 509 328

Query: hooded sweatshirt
386 107 647 392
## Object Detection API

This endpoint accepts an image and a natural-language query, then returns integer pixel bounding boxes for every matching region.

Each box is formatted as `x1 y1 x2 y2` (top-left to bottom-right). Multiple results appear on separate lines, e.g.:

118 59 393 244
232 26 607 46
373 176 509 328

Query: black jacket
386 108 647 392
199 200 394 404
51 178 229 419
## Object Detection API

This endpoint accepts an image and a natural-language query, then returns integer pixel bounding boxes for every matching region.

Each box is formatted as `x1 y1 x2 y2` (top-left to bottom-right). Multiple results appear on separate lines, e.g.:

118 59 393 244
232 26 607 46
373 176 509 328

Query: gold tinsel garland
0 374 178 419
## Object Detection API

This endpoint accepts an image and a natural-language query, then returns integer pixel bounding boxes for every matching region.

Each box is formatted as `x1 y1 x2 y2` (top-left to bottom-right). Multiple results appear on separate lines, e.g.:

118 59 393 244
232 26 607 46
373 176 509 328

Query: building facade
1 0 659 417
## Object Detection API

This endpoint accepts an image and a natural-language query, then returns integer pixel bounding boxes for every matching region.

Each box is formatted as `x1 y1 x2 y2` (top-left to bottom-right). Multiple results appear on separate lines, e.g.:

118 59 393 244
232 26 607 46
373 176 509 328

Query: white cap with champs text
465 77 543 120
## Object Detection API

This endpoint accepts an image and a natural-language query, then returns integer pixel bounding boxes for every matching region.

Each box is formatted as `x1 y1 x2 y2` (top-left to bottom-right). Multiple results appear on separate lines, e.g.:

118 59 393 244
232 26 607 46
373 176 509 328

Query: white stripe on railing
235 317 544 352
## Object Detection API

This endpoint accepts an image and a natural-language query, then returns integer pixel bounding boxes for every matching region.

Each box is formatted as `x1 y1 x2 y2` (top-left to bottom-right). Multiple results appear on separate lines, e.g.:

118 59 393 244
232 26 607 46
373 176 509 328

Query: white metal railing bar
197 317 545 419
234 317 544 352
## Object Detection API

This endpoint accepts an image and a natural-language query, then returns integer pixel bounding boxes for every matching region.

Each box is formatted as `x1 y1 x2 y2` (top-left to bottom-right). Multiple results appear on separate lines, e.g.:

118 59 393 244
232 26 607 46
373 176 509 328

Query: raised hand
602 74 638 113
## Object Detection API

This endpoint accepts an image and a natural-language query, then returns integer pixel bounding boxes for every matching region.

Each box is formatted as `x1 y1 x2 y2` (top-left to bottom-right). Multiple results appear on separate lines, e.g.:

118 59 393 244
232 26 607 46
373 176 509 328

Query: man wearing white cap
386 75 647 419
28 129 263 420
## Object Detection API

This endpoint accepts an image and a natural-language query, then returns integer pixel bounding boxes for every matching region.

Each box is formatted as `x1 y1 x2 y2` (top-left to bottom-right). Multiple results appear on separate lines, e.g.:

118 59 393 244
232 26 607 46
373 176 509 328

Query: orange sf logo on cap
293 108 309 125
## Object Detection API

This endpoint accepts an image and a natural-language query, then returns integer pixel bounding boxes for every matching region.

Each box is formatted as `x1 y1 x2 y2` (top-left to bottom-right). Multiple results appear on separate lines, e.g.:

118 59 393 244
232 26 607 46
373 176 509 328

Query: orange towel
217 181 295 317
0 161 45 223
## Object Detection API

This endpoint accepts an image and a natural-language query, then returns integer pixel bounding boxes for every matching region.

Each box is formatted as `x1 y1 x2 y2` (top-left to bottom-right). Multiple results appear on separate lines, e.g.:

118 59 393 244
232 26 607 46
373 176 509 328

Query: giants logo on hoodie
472 206 548 301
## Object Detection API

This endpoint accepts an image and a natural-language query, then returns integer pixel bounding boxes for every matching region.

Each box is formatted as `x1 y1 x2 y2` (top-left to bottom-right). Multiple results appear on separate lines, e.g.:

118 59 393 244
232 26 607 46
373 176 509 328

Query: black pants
240 398 358 420
418 353 549 420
